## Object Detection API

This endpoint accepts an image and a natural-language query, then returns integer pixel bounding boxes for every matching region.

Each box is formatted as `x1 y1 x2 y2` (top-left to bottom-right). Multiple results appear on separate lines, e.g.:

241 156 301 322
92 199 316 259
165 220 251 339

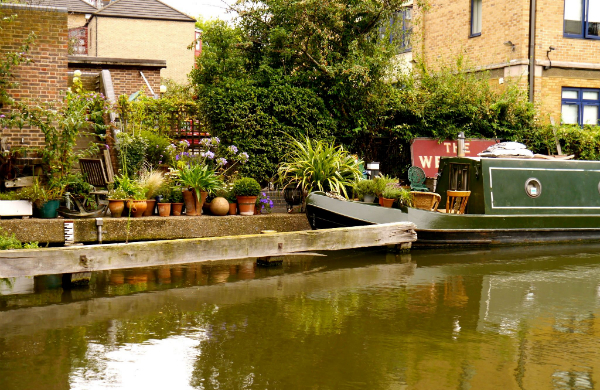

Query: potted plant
373 175 397 206
156 186 172 217
107 187 128 218
277 136 362 199
256 192 274 214
18 179 63 218
139 170 165 216
114 175 146 217
381 186 402 208
354 179 376 203
169 187 184 216
232 177 261 215
177 164 222 215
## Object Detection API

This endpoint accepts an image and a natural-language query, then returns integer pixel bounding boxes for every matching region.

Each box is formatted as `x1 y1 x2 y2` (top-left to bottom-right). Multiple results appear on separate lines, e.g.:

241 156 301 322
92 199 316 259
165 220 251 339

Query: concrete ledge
68 56 167 68
0 213 311 244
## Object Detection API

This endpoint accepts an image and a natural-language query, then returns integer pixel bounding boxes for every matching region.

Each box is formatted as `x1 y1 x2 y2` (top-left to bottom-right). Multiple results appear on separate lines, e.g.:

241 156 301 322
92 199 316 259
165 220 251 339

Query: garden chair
411 191 441 212
445 190 471 214
408 166 430 192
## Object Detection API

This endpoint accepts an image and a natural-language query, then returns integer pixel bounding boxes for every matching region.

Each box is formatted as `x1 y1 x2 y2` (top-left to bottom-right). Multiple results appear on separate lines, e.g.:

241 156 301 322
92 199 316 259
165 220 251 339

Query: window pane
588 0 600 36
564 0 583 35
562 104 579 124
471 0 482 35
583 105 598 125
583 91 599 100
562 90 579 99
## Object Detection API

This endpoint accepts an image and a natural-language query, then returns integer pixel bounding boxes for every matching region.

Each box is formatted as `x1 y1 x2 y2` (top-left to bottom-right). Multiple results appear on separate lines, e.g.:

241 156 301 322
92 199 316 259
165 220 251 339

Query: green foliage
168 187 183 203
113 175 145 200
178 164 222 199
142 131 173 167
199 77 337 181
277 137 362 198
232 177 261 197
354 179 377 197
0 228 38 250
0 191 19 200
17 178 62 207
0 18 35 106
373 175 397 196
524 124 600 160
116 132 148 177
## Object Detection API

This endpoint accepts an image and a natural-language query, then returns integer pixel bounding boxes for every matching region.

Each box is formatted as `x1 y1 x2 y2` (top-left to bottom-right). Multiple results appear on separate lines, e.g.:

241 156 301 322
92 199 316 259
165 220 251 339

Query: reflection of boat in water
306 156 600 246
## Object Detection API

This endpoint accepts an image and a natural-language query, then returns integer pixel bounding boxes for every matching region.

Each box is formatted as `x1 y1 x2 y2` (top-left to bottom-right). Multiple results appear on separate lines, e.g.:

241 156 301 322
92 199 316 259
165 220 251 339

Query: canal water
2 245 600 389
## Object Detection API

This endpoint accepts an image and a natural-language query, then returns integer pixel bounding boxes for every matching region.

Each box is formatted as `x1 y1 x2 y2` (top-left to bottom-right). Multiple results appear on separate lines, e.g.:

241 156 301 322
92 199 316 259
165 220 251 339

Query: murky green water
2 245 600 389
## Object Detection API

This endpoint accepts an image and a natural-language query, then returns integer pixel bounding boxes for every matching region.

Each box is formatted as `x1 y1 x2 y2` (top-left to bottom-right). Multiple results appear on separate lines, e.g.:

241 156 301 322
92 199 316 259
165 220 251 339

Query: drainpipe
528 0 537 103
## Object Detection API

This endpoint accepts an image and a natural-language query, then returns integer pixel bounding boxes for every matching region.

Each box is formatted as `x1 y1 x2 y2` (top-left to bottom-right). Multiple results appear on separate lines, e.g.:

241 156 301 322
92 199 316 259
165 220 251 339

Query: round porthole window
525 178 542 198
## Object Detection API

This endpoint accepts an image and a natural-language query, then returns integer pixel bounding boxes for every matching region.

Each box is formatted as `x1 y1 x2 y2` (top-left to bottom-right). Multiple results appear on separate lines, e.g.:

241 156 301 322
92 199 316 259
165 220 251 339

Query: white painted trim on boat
489 166 600 209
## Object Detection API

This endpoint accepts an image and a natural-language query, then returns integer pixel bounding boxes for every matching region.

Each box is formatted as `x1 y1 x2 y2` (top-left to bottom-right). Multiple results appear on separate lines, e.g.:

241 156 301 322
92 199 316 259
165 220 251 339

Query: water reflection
2 245 600 389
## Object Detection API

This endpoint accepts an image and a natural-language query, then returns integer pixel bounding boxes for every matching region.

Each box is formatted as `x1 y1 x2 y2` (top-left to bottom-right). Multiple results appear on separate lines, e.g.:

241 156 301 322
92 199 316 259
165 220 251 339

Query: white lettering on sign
419 155 433 168
444 142 452 153
464 142 470 154
435 156 441 168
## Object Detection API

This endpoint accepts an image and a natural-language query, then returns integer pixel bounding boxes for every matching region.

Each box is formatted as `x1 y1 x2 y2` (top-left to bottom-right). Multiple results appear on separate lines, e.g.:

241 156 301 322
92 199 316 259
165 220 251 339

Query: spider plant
277 137 362 198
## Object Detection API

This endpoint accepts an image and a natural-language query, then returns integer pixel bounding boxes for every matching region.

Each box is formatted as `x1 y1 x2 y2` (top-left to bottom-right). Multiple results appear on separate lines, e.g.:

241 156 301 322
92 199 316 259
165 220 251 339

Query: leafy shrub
0 228 38 250
354 179 377 197
116 132 148 177
232 177 261 197
524 124 600 160
142 131 173 168
277 137 362 198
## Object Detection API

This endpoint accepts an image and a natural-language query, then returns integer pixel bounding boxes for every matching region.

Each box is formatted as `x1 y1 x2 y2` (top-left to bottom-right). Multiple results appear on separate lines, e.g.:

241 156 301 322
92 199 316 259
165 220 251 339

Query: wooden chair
411 191 441 212
79 151 115 207
445 190 471 214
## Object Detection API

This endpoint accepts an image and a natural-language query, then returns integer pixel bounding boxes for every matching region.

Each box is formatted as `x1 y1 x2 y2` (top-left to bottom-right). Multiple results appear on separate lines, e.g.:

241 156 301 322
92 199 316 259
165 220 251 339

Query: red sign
410 138 499 177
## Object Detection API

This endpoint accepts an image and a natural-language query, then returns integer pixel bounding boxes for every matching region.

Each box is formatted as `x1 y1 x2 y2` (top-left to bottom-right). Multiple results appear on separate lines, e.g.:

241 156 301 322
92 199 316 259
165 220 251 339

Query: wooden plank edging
0 222 416 278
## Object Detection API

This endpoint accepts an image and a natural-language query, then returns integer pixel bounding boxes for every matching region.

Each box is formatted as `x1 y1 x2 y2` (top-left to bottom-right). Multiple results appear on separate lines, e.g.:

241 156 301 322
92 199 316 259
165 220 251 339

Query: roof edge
0 3 68 13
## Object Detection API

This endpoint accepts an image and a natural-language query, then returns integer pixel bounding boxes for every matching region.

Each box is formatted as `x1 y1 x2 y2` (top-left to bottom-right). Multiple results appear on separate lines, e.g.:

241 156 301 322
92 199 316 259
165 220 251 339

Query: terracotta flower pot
236 195 257 215
126 200 147 217
378 196 384 206
381 197 395 208
108 199 125 218
171 203 183 216
228 202 237 215
182 189 197 216
157 202 171 217
143 199 156 216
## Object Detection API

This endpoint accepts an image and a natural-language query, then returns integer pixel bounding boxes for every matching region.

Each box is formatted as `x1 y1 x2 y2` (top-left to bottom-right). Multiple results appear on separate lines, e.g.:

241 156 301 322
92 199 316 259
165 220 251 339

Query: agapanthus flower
166 144 176 151
180 139 190 147
216 157 227 166
239 152 249 162
200 138 211 147
211 137 220 145
227 145 238 154
175 153 181 161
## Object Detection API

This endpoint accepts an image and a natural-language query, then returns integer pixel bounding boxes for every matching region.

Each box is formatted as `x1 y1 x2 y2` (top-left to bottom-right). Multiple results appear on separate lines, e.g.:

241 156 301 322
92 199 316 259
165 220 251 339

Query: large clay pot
157 202 171 217
381 197 395 208
182 189 197 216
236 195 257 216
182 189 208 215
143 199 156 216
210 197 229 216
108 199 125 218
171 203 183 216
228 202 237 215
126 200 147 217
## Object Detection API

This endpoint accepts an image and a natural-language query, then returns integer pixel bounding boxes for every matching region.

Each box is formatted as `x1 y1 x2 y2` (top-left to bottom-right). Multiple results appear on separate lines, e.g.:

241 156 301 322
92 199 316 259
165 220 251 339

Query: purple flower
239 152 249 162
200 138 211 147
201 151 215 160
211 137 220 145
216 157 227 166
105 144 110 150
227 145 238 154
175 154 181 161
0 115 5 118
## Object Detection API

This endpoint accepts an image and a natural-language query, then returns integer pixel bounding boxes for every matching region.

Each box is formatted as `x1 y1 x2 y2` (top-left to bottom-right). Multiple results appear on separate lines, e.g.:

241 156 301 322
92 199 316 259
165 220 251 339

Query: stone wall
0 4 69 148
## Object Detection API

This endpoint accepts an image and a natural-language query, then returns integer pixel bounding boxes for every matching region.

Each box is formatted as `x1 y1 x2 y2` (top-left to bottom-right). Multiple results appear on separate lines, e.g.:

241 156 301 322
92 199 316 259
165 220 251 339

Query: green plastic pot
35 200 60 219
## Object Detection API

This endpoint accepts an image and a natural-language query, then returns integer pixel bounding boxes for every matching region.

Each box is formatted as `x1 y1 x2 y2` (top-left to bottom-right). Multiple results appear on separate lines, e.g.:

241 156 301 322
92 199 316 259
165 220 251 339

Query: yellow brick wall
414 0 530 69
92 17 195 83
535 0 600 65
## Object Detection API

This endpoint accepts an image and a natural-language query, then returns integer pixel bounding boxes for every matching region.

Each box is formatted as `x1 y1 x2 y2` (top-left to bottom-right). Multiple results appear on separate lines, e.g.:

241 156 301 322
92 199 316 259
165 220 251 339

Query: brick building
406 0 600 125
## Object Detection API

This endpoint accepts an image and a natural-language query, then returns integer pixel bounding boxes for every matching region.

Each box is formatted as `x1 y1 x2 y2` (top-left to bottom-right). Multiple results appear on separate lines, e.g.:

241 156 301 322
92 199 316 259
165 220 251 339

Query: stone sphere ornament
210 197 230 216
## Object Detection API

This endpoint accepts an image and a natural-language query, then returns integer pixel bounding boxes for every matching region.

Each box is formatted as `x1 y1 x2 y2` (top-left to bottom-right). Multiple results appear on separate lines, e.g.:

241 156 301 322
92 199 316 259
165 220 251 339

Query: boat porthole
525 178 541 198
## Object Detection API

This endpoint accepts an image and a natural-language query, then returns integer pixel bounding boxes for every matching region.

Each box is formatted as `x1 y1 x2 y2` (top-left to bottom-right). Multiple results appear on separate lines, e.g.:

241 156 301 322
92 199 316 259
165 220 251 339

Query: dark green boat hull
305 192 600 246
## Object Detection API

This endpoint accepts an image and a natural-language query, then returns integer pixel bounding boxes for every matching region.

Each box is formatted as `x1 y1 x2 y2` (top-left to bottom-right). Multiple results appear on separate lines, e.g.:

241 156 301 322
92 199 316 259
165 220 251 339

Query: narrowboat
305 156 600 246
